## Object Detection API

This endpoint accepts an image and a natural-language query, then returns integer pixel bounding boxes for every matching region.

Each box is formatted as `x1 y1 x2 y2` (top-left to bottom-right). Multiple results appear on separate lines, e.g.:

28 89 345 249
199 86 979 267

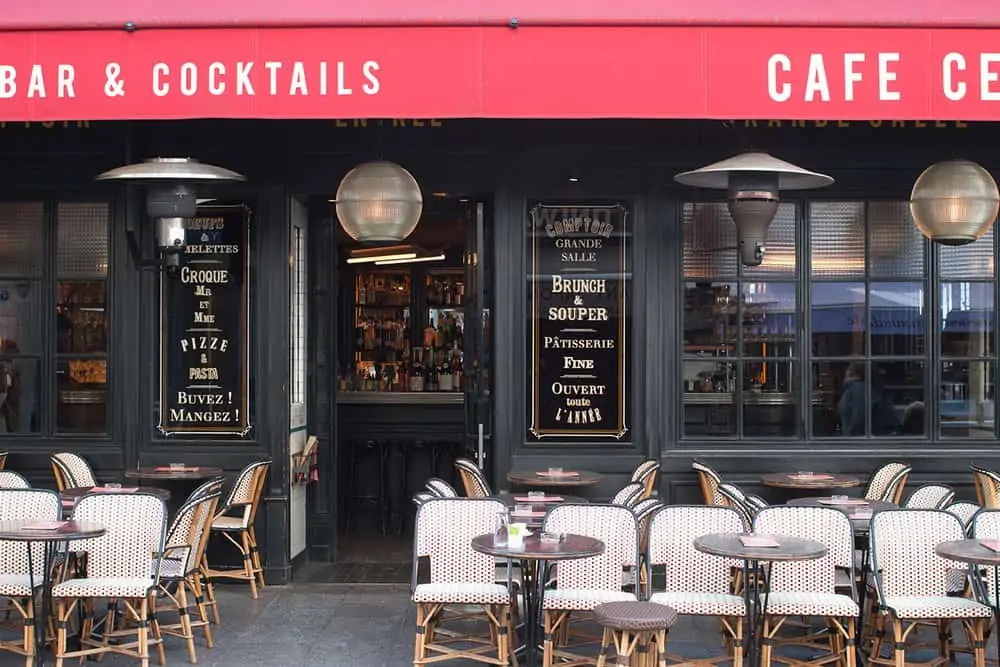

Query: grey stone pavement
0 583 992 666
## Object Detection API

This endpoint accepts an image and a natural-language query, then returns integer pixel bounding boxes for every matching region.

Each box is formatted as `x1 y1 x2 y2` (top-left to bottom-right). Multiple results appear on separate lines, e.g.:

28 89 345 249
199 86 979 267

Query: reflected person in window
838 362 900 436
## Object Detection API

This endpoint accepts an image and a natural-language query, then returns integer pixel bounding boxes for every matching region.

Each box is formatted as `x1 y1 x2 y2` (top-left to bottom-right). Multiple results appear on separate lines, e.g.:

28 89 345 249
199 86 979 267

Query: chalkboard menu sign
528 204 631 440
158 205 251 436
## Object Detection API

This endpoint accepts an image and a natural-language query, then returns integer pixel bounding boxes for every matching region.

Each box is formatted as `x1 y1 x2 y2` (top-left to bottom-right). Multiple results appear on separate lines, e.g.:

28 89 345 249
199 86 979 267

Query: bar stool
594 601 678 667
345 439 388 535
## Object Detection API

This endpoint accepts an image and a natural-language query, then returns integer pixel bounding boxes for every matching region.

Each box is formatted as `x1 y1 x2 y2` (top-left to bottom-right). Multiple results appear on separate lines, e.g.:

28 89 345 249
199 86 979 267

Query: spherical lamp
335 161 423 243
675 152 833 266
910 159 999 246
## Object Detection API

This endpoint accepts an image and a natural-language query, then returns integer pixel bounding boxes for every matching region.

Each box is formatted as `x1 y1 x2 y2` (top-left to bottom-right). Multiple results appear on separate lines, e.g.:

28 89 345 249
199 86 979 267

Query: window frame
0 197 113 439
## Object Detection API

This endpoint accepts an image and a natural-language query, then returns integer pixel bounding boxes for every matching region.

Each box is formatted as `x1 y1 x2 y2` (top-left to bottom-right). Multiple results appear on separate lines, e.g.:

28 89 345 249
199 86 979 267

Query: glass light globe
335 161 423 243
910 159 999 246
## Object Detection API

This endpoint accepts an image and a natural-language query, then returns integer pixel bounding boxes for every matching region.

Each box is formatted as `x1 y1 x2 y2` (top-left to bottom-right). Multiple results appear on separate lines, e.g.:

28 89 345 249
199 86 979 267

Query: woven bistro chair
413 491 435 507
611 482 644 508
411 497 516 666
862 462 911 504
647 504 747 667
52 492 169 666
0 451 6 469
154 481 223 663
719 483 755 530
541 503 640 667
692 459 726 506
971 465 1000 508
454 458 492 498
0 470 29 489
630 460 660 499
945 501 981 531
426 477 460 498
868 509 990 667
50 452 97 491
753 506 859 667
0 488 61 666
631 498 664 592
201 459 271 619
904 484 956 510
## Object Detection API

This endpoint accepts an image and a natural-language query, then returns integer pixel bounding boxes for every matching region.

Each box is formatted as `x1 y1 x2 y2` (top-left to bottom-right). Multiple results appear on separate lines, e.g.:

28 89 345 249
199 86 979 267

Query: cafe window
682 202 799 438
0 200 110 436
290 219 307 406
938 229 996 438
809 202 928 438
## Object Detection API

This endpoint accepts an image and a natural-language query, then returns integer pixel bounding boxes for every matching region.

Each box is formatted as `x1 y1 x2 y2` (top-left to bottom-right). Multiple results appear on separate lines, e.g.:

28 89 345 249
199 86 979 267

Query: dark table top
60 486 172 501
0 520 105 542
937 539 1000 566
506 470 602 487
471 532 605 561
786 497 895 534
694 532 828 562
125 466 224 481
761 473 862 490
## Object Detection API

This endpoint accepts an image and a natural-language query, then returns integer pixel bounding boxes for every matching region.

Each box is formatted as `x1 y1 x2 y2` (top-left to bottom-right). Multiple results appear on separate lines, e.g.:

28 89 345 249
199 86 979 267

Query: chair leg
542 612 555 667
732 615 744 667
845 617 857 667
175 581 197 663
21 596 33 667
892 618 905 667
54 600 68 667
240 531 259 599
136 596 150 667
190 572 215 647
200 559 221 625
149 592 167 666
249 526 265 589
413 604 427 666
596 627 612 667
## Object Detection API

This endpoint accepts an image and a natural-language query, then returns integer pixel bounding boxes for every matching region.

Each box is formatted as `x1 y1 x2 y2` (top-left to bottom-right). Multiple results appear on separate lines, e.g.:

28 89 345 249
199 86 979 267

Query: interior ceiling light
346 244 419 264
375 252 446 266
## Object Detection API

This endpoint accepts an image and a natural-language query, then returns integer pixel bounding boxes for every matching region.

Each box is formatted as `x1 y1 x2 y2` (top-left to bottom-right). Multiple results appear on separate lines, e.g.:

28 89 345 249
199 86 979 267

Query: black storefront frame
2 119 999 570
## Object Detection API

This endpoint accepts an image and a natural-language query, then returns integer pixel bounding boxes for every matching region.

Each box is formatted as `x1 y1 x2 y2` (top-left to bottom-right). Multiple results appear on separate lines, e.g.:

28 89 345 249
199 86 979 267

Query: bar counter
337 391 465 405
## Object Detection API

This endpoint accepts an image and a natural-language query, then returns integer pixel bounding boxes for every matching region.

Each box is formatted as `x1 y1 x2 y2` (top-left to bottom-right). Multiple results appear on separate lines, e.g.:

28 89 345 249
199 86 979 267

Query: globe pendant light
675 152 834 266
335 161 423 243
910 159 999 246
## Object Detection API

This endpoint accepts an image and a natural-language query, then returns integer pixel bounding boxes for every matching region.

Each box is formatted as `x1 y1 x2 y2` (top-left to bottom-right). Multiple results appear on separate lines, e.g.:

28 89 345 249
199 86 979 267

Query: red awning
2 0 999 30
2 26 1000 121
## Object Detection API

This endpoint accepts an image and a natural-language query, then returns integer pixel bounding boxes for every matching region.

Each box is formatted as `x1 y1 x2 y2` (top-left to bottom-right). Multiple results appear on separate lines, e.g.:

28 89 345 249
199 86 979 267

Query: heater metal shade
910 159 999 246
674 152 834 190
335 161 423 243
96 157 246 182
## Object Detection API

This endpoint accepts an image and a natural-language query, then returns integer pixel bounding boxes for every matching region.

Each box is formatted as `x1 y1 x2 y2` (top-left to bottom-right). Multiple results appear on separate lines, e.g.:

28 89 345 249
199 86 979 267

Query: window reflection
941 283 994 358
56 281 107 354
870 282 925 356
743 361 797 437
56 359 107 434
811 360 925 437
940 361 995 438
0 358 39 434
811 282 865 356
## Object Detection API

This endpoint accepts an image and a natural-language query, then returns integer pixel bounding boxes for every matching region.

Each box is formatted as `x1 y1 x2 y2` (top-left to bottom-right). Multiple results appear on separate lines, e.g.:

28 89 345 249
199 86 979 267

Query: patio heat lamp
910 159 999 246
334 161 423 243
96 157 246 272
675 152 834 266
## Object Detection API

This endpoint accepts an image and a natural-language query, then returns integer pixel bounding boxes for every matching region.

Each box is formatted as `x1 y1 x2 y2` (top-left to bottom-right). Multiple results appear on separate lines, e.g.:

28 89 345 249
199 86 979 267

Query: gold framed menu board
158 205 252 437
528 203 631 441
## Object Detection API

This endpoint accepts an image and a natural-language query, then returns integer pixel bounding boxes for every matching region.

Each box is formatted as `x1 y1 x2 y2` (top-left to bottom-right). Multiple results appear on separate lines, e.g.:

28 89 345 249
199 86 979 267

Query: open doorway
316 193 493 582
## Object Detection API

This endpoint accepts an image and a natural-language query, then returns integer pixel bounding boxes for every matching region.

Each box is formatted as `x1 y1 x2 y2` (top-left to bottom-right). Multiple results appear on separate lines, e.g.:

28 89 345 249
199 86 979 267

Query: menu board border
528 202 630 441
157 204 252 437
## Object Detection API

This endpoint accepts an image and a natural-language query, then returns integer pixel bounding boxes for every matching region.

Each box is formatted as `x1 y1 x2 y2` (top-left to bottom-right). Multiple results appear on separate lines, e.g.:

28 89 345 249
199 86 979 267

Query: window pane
812 282 865 356
0 358 40 434
941 282 995 358
0 202 43 278
683 281 737 356
810 202 865 279
940 227 995 280
56 358 107 434
57 202 109 277
743 202 797 278
868 201 925 278
56 281 107 354
870 282 925 356
811 360 861 437
743 361 797 437
0 281 41 354
940 361 995 438
742 282 796 356
874 360 926 436
683 203 737 278
682 360 736 437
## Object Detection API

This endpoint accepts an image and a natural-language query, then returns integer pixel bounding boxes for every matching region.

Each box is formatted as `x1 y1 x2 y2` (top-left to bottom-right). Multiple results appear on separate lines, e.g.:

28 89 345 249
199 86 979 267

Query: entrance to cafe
324 192 494 579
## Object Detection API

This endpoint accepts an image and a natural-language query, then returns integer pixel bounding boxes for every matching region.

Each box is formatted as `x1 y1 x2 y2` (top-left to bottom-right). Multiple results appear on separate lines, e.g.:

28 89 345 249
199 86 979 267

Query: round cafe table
60 486 172 503
506 470 601 489
472 532 604 667
761 472 861 490
786 497 895 535
936 539 1000 667
695 532 827 667
0 520 106 667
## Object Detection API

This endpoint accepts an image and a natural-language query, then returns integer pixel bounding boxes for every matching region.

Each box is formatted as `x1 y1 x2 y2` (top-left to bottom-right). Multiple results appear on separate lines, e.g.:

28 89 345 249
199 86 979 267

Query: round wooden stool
594 601 678 667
